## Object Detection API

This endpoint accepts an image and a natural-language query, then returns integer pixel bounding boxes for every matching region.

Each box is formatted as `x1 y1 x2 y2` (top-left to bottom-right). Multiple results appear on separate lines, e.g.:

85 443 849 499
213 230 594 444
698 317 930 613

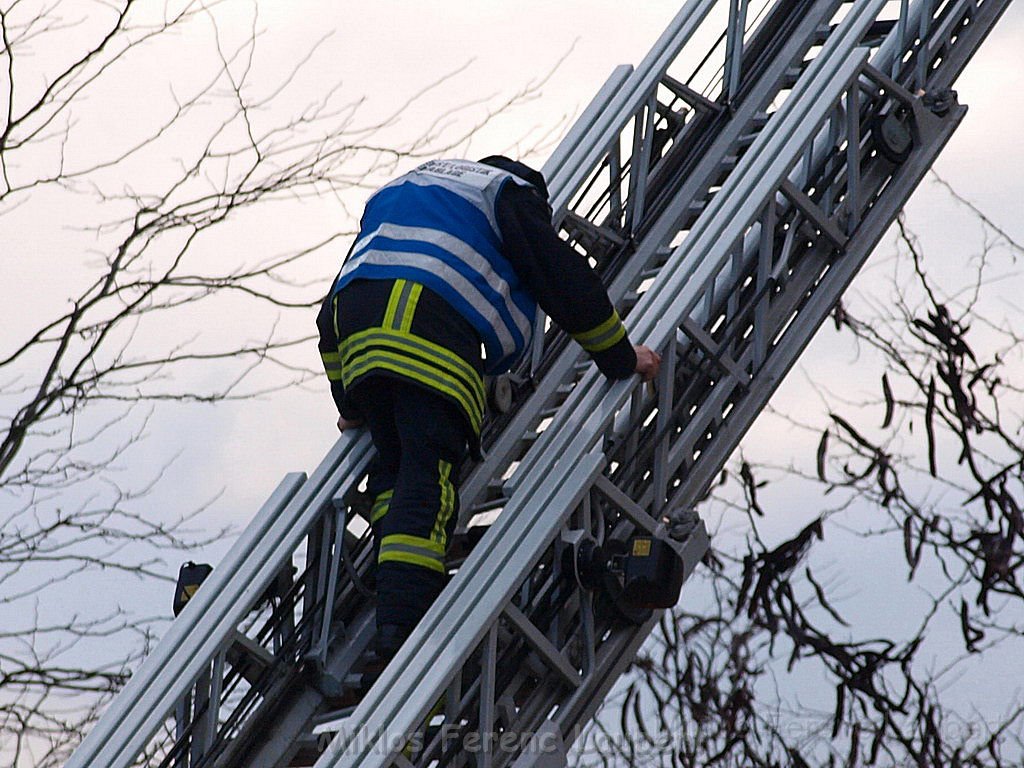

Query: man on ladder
317 156 661 662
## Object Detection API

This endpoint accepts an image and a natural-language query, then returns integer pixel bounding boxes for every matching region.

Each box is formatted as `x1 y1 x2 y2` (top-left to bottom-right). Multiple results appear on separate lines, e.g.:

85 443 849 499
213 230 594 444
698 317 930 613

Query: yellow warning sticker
632 539 652 557
184 584 200 599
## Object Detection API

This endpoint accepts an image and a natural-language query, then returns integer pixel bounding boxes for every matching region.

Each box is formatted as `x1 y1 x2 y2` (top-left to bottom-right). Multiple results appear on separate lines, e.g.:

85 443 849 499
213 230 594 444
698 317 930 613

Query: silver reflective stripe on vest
338 223 532 351
340 248 518 357
339 159 539 371
370 160 534 247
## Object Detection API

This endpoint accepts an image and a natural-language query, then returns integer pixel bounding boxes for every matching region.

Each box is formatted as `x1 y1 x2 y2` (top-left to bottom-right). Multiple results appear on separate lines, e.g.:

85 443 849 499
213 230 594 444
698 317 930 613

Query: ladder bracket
226 630 277 686
502 604 582 690
660 73 725 114
780 179 849 250
860 62 950 146
592 474 662 535
562 211 627 251
679 317 752 386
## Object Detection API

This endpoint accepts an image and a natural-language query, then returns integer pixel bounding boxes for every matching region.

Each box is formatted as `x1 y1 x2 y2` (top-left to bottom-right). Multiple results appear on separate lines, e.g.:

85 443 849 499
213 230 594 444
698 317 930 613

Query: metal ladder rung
660 72 725 114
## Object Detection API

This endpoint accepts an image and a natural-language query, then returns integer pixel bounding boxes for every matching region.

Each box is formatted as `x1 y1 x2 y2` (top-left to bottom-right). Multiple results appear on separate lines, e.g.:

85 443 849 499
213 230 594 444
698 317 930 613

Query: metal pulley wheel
487 374 514 413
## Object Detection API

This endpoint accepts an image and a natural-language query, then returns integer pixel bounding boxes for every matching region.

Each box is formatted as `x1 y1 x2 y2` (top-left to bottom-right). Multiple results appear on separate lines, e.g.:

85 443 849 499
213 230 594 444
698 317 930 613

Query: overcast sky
3 0 1023 762
171 0 1024 539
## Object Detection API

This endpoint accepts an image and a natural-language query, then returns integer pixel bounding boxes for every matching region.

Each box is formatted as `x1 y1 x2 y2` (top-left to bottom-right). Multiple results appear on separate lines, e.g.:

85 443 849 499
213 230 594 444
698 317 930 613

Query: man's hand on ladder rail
633 344 662 382
337 415 364 432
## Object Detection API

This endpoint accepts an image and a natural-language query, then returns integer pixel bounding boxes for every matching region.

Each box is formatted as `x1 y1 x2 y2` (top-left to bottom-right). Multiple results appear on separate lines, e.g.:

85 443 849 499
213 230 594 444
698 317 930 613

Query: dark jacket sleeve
495 183 637 379
316 293 362 420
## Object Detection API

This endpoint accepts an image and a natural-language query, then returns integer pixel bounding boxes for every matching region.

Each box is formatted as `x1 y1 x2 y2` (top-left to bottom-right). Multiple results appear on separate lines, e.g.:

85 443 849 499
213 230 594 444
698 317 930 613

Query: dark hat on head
478 155 549 201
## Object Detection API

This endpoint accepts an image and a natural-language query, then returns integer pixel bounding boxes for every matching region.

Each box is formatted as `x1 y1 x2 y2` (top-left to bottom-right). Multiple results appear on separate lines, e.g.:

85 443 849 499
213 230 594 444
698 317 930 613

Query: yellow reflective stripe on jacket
320 350 343 381
398 283 422 333
572 310 626 353
382 279 424 333
430 459 456 549
370 489 393 524
382 279 406 329
379 533 446 573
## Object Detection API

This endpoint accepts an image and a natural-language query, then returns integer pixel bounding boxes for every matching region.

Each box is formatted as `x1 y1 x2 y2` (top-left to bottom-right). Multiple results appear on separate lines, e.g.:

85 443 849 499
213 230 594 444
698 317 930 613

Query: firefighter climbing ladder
66 1 1015 766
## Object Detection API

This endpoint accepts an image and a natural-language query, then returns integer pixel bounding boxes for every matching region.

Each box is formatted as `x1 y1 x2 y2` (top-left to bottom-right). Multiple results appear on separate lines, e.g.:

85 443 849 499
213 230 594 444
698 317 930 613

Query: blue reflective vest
333 159 538 374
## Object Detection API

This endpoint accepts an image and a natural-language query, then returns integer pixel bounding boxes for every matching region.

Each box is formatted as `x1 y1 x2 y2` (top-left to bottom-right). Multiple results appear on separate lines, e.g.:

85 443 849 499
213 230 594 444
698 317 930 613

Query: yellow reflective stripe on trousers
370 489 393 524
342 353 482 433
343 347 484 422
430 459 455 549
320 350 343 381
379 533 446 573
339 330 485 429
341 328 483 398
572 309 627 353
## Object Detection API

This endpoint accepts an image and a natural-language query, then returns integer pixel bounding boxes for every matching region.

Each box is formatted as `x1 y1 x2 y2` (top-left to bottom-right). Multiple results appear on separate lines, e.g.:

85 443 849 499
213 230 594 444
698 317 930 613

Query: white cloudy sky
159 0 1024 567
152 0 1024 527
3 0 1023 760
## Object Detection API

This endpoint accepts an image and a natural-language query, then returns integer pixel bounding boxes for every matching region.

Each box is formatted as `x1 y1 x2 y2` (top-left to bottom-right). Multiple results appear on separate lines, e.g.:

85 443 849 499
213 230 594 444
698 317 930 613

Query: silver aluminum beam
546 0 719 218
509 2 883 490
64 435 373 768
469 0 852 513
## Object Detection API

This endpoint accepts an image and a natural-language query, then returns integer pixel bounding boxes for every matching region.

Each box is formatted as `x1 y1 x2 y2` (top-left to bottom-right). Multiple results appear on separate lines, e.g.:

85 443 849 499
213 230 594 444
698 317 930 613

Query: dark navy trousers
350 378 468 634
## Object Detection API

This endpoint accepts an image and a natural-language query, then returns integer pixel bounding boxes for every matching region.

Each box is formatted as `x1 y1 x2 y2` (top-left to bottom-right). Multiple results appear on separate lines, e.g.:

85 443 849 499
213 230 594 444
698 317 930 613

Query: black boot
374 623 412 661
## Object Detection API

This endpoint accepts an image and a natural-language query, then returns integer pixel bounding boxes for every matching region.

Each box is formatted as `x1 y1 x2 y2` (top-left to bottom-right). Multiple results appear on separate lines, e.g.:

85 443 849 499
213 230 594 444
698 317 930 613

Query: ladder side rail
619 0 963 380
505 0 884 495
669 103 968 514
550 0 818 227
892 0 1014 94
486 1 848 493
540 65 634 190
528 0 741 416
66 433 374 768
460 47 949 765
545 0 719 210
530 64 635 374
661 0 1016 509
464 0 852 518
558 0 1007 747
63 471 303 768
643 0 1003 501
557 65 972 768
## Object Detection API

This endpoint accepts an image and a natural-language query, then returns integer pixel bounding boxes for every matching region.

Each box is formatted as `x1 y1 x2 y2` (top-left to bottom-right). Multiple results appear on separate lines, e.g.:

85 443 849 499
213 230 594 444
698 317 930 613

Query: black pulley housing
620 536 687 610
570 534 688 624
874 107 914 164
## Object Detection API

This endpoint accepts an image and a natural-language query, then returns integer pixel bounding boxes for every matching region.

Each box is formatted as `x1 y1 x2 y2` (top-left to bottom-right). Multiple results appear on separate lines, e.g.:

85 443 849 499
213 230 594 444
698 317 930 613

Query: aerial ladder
66 0 1015 766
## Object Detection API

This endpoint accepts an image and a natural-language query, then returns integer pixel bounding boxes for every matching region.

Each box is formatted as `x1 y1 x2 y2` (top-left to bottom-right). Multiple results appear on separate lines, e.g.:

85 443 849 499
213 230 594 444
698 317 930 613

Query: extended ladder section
66 1 1014 767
